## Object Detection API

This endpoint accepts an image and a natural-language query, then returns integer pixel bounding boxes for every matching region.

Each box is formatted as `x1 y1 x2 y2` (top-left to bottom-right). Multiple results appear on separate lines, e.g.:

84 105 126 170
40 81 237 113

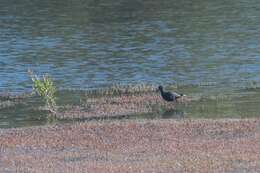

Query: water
1 0 260 128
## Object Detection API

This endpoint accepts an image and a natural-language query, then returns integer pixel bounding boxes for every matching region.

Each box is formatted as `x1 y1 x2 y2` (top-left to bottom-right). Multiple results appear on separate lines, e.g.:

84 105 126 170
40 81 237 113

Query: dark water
1 0 260 128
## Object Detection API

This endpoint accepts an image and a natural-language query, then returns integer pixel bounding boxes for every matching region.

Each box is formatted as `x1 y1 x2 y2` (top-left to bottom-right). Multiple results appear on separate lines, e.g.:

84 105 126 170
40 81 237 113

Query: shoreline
1 118 260 172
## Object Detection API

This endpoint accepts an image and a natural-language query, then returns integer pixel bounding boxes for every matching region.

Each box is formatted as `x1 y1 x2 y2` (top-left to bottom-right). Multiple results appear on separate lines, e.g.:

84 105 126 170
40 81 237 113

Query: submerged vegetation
28 70 57 113
84 83 158 96
0 81 189 125
56 84 189 120
3 79 260 127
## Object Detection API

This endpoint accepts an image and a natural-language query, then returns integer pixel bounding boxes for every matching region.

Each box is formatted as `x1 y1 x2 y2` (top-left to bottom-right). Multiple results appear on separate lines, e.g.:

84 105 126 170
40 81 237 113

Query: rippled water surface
1 0 260 127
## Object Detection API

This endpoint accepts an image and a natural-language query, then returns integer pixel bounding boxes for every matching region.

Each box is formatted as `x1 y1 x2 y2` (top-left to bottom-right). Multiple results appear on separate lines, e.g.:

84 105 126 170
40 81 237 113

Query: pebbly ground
0 118 260 173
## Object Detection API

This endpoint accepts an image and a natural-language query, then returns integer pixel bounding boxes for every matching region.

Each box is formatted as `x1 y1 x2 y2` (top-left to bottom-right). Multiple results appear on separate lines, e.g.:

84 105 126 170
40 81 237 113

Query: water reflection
162 109 185 119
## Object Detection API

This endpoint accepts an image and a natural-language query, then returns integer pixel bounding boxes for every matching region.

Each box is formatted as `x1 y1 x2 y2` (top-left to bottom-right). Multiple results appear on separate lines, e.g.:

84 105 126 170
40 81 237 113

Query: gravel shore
1 118 260 173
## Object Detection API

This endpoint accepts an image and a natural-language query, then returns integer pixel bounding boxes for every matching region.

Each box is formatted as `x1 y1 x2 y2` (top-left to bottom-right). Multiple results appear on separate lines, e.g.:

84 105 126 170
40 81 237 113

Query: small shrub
28 69 57 113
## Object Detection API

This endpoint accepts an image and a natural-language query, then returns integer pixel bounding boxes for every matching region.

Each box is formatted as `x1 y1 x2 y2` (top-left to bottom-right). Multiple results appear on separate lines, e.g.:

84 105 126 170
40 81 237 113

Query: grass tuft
28 69 57 113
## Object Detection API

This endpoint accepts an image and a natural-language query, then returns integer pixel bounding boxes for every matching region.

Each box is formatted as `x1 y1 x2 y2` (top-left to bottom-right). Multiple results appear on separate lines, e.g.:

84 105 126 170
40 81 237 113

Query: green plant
28 70 57 113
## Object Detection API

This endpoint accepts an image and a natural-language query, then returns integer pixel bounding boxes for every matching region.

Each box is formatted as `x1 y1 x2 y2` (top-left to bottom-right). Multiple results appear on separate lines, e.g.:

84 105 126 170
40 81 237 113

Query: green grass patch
28 69 57 113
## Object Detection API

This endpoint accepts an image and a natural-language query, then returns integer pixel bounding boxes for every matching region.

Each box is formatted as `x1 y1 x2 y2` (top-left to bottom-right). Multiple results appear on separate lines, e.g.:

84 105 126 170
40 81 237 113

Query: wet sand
1 118 260 173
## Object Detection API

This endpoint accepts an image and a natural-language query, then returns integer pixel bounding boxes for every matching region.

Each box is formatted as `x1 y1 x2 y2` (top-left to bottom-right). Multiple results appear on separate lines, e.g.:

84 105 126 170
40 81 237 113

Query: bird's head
158 85 163 92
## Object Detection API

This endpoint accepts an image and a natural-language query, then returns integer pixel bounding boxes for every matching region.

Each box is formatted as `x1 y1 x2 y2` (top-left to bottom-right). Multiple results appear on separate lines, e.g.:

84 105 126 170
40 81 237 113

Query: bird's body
158 86 183 102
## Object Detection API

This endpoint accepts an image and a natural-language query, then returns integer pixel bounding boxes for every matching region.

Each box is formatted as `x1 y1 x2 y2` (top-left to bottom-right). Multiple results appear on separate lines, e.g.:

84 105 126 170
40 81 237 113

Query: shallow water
1 0 260 128
1 85 260 128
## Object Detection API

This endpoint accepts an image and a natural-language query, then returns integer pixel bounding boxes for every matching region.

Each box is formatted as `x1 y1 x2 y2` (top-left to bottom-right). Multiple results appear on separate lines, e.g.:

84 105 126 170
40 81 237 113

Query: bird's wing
165 92 175 100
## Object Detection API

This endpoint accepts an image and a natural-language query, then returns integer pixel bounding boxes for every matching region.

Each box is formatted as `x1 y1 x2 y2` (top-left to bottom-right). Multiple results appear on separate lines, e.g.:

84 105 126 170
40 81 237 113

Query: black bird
158 85 184 102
